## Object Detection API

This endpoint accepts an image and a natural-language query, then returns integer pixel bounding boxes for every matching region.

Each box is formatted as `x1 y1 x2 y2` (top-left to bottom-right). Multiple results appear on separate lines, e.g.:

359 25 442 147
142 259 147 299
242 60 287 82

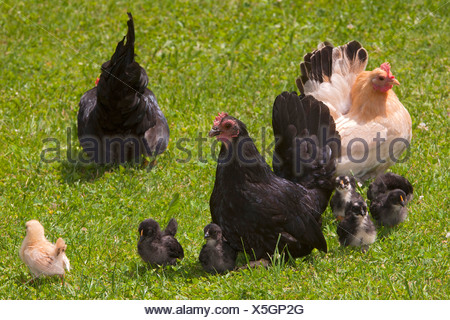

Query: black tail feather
296 40 367 94
272 92 341 189
105 13 134 74
297 43 333 94
96 13 149 121
344 40 364 64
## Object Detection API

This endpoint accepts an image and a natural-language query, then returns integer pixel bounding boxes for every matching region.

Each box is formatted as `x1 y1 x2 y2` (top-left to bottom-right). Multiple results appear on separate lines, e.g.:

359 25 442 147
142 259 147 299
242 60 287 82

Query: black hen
199 223 237 274
77 13 169 164
209 92 341 260
368 173 413 227
137 218 184 266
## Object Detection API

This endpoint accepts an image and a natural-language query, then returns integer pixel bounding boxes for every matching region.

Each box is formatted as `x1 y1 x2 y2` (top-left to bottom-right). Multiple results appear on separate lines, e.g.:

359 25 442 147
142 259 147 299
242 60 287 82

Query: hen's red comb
380 62 395 79
214 112 228 126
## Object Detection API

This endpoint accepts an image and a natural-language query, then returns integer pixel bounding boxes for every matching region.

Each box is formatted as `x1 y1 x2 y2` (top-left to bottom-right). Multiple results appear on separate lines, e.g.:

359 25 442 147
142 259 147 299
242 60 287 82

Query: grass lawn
0 0 448 299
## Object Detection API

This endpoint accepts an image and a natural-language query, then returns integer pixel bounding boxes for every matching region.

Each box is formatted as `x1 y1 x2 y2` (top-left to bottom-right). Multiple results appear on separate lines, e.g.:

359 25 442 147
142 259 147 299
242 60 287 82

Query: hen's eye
224 123 232 129
378 76 385 81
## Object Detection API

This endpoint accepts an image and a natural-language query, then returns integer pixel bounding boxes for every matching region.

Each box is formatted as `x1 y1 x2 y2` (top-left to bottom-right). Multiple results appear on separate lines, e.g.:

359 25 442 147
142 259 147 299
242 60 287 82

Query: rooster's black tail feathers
272 92 341 190
96 13 149 112
296 40 368 94
101 13 135 80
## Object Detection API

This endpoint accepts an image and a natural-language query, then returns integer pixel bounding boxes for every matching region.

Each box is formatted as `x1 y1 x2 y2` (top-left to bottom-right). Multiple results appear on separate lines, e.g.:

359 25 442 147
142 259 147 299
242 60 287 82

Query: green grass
0 0 448 299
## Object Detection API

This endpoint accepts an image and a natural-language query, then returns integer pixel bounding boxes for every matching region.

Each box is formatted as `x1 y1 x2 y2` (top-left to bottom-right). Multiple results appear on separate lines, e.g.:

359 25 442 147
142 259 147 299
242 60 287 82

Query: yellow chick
19 220 70 282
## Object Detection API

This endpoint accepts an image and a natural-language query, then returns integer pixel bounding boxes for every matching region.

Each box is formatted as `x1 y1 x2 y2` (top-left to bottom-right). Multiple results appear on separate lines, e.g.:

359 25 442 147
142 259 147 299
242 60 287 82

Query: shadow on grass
376 225 398 239
58 151 156 185
123 247 321 284
16 272 65 289
59 160 108 184
123 255 279 280
125 260 210 281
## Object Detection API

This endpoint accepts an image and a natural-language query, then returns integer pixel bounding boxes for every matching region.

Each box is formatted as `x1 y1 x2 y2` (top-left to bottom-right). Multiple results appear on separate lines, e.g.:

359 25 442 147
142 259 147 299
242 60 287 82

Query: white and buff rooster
296 41 412 181
19 220 70 283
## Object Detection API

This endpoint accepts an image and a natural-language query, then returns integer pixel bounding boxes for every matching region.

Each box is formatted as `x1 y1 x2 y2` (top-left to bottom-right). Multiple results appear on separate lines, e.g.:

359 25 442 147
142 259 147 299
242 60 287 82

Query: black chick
209 92 341 260
369 189 409 227
137 218 184 266
199 223 237 274
367 173 413 227
330 175 364 221
337 200 376 251
78 13 169 164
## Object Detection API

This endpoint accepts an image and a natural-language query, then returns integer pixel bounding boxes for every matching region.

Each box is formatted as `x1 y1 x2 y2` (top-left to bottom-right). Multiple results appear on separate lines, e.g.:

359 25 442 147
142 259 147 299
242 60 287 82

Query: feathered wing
258 182 329 255
367 177 387 202
162 236 184 261
381 173 413 198
143 101 170 156
23 244 65 276
198 244 211 267
272 92 340 191
296 41 368 117
368 195 386 221
368 173 413 202
210 161 328 259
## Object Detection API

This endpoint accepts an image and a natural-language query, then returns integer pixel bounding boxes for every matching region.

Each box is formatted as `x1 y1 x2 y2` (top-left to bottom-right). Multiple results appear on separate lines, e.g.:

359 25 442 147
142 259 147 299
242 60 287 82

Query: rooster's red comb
214 112 228 126
380 62 395 79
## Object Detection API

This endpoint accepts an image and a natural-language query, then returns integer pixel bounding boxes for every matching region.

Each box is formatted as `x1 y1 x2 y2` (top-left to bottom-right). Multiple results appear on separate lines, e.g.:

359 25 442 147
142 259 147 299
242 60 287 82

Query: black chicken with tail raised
77 13 169 164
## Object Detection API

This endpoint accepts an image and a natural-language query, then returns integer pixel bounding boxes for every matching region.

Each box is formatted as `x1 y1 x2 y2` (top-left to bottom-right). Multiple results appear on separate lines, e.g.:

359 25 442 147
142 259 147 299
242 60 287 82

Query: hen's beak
208 126 221 137
340 180 344 187
389 78 400 86
204 231 210 239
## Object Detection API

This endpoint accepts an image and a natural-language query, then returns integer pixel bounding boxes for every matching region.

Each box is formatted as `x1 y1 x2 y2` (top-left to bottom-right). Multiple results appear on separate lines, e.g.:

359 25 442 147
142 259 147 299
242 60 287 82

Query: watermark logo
40 127 410 167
